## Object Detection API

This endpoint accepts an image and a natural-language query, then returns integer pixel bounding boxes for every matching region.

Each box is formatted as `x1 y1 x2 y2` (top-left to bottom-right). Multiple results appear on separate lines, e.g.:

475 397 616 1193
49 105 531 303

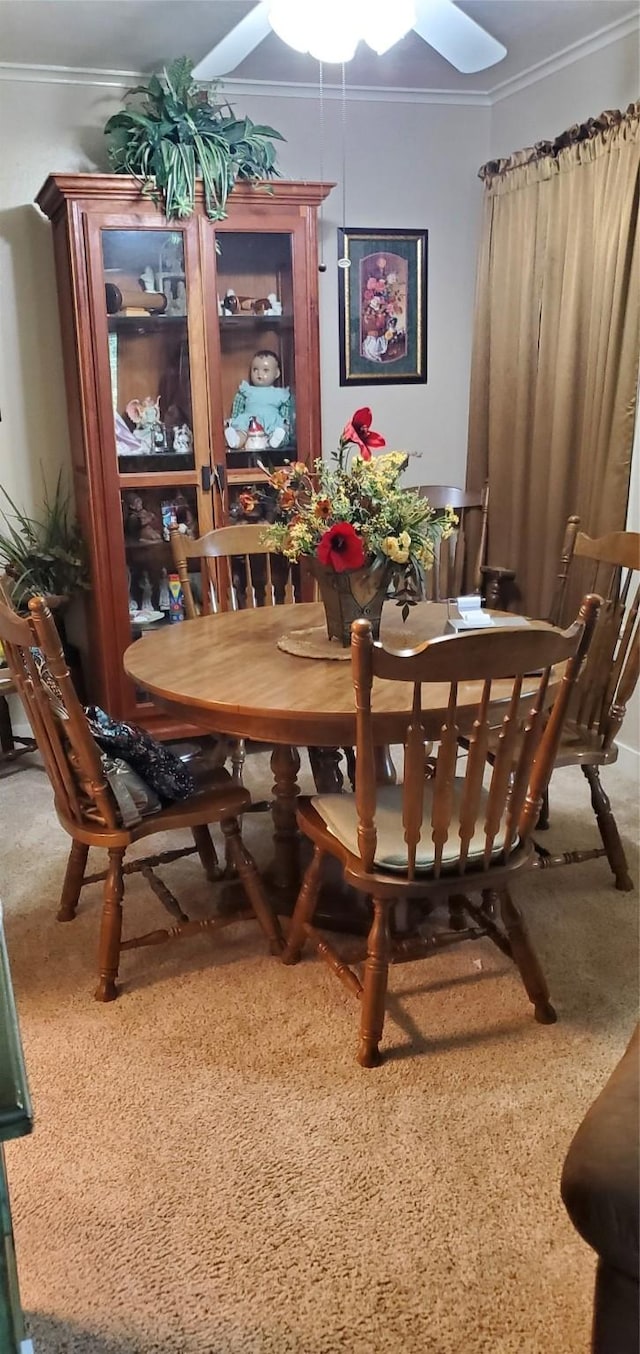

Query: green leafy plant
0 473 89 609
104 56 285 221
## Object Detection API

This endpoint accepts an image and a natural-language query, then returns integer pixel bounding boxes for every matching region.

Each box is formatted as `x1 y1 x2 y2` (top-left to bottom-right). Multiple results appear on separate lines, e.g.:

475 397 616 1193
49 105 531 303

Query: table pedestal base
217 742 403 938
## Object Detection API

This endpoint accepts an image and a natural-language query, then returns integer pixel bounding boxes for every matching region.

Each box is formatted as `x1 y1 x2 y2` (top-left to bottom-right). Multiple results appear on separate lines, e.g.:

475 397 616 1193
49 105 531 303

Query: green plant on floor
0 473 89 609
104 56 285 221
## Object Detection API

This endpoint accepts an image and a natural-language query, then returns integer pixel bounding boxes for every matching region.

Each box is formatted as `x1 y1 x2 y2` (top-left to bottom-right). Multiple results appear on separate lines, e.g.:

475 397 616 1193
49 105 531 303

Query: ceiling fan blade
192 2 272 80
414 0 506 73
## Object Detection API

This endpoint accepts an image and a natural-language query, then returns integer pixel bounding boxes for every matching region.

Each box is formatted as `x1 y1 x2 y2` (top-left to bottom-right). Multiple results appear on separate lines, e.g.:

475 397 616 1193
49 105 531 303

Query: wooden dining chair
170 522 302 615
533 524 639 891
0 594 283 1002
418 483 515 607
282 596 599 1067
171 523 347 793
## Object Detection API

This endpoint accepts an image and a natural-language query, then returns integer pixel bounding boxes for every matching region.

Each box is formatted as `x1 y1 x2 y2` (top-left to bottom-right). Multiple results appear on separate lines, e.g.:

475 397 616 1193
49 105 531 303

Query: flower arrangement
362 260 407 362
260 408 456 627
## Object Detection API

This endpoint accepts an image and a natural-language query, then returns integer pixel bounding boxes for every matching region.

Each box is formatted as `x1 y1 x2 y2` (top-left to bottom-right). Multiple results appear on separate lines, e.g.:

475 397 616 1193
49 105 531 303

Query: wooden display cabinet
36 174 333 736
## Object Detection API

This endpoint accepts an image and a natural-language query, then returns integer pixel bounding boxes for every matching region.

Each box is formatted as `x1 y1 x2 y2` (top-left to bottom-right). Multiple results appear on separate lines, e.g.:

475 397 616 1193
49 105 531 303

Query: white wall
0 78 489 520
489 31 639 157
252 92 489 484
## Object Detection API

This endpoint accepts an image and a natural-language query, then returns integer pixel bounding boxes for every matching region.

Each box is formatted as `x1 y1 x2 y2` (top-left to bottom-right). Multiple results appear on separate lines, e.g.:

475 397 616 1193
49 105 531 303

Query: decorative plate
131 610 165 626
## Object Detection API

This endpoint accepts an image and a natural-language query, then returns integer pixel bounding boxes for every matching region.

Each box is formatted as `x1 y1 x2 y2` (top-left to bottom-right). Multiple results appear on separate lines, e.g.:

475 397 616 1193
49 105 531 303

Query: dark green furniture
0 903 34 1353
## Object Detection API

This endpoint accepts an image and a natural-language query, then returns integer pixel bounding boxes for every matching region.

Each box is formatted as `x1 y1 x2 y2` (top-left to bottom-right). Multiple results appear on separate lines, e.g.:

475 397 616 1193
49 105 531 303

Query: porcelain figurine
139 266 156 292
124 493 162 543
172 423 193 456
126 395 166 453
127 568 138 614
158 568 171 612
140 570 154 612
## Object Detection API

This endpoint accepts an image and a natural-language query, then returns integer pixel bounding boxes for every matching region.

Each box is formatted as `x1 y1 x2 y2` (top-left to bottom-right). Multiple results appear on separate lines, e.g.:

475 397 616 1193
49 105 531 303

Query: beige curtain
467 103 640 619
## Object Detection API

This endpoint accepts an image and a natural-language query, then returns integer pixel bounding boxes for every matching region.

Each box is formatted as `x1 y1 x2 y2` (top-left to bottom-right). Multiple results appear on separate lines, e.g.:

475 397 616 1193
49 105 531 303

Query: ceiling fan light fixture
361 0 416 55
269 1 360 64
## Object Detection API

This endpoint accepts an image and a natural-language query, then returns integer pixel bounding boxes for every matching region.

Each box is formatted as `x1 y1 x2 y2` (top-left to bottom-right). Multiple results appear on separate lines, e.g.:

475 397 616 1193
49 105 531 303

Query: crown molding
0 63 489 104
213 77 490 106
488 11 639 102
0 11 636 105
0 63 139 87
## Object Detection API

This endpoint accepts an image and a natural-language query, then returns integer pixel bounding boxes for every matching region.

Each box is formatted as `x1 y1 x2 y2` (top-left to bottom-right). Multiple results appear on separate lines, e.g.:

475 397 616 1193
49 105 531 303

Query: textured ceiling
0 0 637 93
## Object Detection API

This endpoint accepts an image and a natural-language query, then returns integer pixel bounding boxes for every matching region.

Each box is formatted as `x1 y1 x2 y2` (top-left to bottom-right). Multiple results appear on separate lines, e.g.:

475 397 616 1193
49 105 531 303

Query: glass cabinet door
215 231 296 488
101 229 196 473
94 225 211 703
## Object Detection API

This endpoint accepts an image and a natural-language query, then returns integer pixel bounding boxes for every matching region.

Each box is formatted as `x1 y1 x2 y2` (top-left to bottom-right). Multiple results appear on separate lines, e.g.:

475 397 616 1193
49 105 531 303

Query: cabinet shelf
227 468 271 485
124 539 171 550
219 315 292 330
108 313 187 332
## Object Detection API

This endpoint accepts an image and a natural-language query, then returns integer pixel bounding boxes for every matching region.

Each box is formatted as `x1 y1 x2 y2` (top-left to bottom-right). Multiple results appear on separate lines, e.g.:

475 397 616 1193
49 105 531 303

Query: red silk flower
341 407 386 461
316 522 366 572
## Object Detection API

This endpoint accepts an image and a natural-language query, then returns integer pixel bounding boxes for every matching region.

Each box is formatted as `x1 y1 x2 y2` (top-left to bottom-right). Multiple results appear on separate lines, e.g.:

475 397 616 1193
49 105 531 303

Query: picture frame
337 228 428 386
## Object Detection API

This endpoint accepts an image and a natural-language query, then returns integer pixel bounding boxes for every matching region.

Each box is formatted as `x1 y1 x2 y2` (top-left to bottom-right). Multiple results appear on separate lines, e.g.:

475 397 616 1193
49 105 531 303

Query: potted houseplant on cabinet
104 56 285 221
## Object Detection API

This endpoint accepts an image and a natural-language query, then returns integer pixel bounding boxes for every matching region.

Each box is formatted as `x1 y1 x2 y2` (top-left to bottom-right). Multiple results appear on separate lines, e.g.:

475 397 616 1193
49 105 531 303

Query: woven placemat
277 625 351 660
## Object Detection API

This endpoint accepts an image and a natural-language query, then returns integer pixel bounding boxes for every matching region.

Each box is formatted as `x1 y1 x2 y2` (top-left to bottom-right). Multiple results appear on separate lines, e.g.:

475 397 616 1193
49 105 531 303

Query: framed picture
338 228 428 386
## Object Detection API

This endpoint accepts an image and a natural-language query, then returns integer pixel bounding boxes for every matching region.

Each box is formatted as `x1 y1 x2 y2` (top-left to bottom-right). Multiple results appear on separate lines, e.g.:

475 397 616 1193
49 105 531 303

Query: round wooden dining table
124 600 546 908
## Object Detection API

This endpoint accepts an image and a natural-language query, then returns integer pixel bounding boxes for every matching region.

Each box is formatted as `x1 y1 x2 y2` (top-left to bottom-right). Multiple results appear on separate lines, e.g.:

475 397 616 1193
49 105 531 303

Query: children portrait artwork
338 228 428 387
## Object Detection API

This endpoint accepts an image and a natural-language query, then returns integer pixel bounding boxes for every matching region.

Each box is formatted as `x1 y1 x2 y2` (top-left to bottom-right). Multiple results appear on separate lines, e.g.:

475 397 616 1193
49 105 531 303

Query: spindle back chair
170 523 343 791
418 484 488 599
537 526 639 890
283 596 599 1066
0 594 282 1001
170 523 302 615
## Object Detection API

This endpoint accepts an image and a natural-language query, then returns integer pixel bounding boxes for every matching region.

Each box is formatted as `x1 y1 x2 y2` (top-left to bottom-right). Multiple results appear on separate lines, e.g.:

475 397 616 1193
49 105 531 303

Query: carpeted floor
1 751 638 1354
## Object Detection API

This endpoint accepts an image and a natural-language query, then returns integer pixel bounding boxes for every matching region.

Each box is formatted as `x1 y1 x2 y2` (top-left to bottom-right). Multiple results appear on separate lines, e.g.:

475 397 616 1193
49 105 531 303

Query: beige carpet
1 751 638 1354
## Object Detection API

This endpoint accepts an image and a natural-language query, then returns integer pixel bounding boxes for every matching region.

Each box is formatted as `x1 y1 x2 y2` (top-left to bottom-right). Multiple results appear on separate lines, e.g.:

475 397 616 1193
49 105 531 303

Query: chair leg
342 746 357 791
58 840 89 921
230 739 246 786
221 819 283 955
498 888 556 1025
282 845 324 965
536 787 550 831
191 825 223 882
95 847 125 1003
358 897 391 1068
307 747 344 794
583 765 633 892
0 695 14 754
374 745 397 786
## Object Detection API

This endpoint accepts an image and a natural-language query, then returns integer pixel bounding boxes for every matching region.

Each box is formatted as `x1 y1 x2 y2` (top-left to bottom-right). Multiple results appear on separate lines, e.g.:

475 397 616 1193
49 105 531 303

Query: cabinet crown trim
36 174 335 221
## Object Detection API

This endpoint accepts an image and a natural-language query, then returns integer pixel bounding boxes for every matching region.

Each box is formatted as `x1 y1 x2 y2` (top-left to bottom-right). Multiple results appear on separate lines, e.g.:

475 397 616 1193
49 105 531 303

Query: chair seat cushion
312 781 513 874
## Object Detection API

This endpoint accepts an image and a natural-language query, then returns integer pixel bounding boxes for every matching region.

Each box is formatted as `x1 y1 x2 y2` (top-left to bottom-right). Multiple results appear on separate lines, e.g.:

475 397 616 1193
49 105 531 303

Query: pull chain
318 61 326 272
337 63 351 270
